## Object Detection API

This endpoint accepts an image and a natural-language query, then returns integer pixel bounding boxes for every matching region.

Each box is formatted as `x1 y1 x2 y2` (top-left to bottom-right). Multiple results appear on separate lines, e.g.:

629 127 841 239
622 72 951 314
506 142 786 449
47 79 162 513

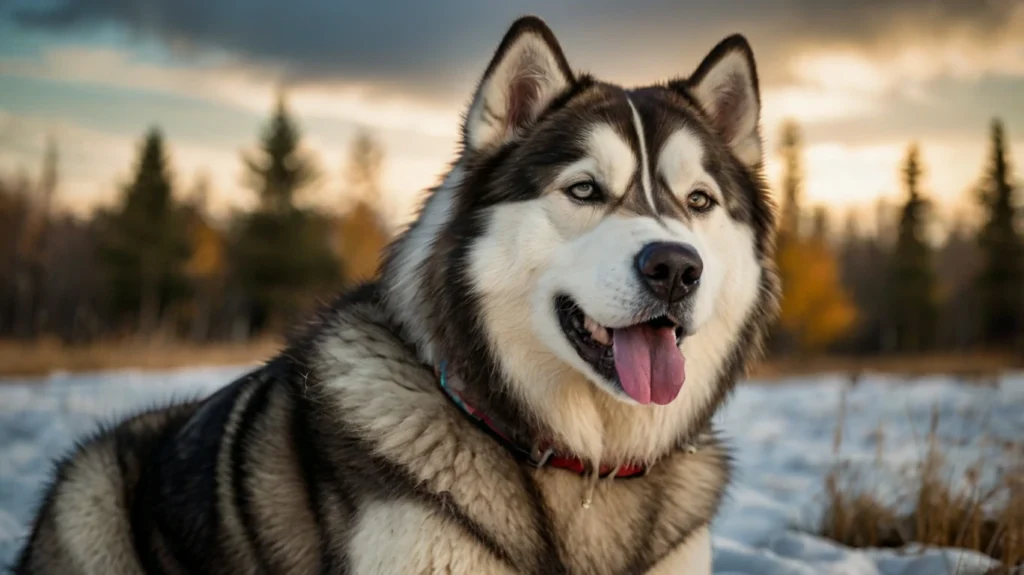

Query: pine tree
243 95 318 213
777 119 803 242
836 210 877 353
811 206 829 244
771 121 857 355
939 216 982 350
976 118 1023 349
39 137 58 209
97 128 191 336
886 143 936 352
13 137 60 337
231 94 340 334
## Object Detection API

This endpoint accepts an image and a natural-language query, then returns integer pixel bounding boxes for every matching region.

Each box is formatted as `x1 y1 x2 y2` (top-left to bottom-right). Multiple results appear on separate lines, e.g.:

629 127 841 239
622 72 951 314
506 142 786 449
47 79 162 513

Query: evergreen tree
976 118 1022 349
243 95 318 213
231 94 340 334
12 137 60 338
836 210 879 353
37 136 58 212
97 128 191 336
939 216 982 351
886 143 936 352
771 121 857 355
777 119 803 242
811 205 830 244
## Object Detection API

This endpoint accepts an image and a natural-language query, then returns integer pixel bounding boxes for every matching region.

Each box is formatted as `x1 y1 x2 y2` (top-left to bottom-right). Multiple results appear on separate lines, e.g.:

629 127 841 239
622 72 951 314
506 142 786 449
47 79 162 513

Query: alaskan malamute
16 15 779 574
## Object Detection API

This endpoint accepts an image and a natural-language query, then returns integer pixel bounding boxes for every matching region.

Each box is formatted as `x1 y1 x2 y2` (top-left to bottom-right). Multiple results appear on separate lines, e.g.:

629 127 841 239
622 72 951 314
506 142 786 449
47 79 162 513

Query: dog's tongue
612 325 685 405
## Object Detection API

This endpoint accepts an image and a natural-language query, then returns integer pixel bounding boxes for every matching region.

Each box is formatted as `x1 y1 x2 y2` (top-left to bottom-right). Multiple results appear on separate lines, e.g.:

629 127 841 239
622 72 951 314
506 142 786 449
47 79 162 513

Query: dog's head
384 17 779 461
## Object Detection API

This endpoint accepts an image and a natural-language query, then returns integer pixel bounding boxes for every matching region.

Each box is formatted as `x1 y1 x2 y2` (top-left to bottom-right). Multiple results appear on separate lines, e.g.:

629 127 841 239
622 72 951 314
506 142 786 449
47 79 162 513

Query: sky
1 0 1023 231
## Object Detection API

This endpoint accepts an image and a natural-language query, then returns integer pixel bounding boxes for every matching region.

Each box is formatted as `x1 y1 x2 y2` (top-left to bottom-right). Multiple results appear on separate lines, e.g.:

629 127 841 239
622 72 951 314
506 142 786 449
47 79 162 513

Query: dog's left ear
463 16 575 152
677 35 762 168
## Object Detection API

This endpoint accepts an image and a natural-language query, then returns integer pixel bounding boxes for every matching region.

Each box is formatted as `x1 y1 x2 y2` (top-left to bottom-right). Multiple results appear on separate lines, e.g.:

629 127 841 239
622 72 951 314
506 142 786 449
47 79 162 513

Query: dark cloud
9 0 1022 102
774 0 1015 41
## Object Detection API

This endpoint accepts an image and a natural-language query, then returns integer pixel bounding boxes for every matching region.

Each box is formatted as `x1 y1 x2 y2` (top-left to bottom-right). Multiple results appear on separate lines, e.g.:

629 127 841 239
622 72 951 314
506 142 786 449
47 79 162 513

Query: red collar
436 361 647 479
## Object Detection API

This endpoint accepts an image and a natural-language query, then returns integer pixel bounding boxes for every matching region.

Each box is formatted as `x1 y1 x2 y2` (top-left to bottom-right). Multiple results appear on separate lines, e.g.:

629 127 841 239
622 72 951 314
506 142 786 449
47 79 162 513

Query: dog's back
15 360 322 575
16 401 197 574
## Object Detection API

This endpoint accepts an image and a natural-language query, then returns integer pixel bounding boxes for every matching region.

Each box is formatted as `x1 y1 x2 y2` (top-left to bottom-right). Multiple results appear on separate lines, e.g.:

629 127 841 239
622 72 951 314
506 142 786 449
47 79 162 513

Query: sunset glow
1 1 1022 229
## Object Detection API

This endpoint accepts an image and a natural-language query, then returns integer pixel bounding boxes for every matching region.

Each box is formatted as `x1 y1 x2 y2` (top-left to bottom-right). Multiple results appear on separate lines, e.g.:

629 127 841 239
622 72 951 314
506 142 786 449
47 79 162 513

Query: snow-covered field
1 366 1021 574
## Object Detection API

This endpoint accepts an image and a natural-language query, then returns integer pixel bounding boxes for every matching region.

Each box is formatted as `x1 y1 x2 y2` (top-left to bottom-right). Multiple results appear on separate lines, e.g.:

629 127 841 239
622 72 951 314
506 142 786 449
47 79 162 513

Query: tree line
0 105 1020 358
774 118 1023 357
0 96 390 344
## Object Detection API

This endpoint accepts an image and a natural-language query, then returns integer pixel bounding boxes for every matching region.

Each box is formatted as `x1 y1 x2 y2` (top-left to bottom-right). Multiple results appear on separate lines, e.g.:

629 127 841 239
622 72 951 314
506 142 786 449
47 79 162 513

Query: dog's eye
566 181 600 202
687 190 715 212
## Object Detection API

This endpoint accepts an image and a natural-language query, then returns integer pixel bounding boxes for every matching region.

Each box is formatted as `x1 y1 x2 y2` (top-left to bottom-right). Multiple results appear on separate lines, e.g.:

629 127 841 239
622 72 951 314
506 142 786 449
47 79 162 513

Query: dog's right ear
463 16 575 153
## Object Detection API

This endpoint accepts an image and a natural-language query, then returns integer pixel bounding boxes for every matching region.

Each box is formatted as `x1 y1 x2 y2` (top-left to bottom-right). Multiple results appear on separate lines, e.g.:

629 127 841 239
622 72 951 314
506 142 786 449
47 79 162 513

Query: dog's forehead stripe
626 97 656 213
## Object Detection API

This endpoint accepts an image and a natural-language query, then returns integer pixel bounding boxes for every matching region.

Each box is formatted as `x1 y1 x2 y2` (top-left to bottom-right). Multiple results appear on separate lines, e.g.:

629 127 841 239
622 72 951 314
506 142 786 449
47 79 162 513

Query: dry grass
812 393 1024 573
754 353 1023 382
5 340 1020 381
0 338 282 378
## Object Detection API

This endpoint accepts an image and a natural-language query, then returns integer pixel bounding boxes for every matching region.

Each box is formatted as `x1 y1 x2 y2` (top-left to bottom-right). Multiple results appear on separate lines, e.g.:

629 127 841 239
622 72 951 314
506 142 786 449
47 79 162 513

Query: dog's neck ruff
436 361 647 479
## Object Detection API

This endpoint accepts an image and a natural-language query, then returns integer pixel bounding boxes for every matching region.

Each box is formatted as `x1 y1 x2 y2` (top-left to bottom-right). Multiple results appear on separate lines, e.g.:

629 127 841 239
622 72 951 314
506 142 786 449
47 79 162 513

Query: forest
1 100 1021 362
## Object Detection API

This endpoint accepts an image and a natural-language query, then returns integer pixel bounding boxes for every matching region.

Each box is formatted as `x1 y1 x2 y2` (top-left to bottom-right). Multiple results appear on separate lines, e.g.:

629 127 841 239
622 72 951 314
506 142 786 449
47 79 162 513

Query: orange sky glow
1 2 1022 236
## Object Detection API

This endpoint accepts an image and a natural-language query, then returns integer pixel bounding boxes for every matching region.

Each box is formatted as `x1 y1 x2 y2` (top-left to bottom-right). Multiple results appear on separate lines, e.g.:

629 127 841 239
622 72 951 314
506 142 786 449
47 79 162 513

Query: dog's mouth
555 295 686 406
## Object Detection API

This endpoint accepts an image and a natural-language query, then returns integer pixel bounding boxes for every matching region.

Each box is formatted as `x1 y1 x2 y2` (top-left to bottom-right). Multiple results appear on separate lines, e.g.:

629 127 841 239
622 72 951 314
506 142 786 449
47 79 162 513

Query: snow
1 365 1021 574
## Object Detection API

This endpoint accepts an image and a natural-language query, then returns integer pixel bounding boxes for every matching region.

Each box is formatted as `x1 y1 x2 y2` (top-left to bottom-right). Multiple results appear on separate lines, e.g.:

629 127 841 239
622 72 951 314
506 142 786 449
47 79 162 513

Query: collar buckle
530 444 555 468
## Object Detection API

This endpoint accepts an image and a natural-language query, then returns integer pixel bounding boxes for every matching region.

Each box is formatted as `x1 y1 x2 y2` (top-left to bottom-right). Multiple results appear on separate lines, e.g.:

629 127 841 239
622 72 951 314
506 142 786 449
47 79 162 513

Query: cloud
0 46 462 140
4 0 1024 224
0 111 135 214
9 0 1024 155
11 0 1024 99
794 74 1024 146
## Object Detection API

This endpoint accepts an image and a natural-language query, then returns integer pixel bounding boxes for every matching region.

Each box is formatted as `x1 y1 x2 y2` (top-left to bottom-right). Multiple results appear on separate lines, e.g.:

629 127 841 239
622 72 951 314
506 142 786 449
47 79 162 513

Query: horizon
1 2 1023 233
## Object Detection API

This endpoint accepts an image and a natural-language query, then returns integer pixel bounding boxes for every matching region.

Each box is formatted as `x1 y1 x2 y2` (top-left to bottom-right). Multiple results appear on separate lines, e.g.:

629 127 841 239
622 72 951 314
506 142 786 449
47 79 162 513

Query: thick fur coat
16 16 779 575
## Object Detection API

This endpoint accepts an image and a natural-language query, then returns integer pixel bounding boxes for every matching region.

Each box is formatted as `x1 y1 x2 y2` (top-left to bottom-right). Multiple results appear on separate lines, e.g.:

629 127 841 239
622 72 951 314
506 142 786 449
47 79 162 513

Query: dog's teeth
584 316 611 346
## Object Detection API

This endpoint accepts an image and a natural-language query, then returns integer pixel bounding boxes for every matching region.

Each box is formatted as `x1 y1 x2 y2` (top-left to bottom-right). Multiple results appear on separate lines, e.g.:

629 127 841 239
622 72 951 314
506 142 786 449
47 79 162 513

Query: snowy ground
1 365 1021 574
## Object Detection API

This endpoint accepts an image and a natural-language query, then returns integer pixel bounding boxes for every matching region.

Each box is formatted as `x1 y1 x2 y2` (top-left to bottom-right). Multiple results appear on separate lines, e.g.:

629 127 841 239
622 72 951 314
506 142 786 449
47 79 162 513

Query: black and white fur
15 16 779 575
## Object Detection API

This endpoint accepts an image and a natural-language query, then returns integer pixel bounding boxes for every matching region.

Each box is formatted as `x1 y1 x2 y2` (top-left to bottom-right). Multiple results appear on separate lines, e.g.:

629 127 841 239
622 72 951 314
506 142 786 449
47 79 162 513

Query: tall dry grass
753 353 1022 382
812 389 1024 573
0 338 281 378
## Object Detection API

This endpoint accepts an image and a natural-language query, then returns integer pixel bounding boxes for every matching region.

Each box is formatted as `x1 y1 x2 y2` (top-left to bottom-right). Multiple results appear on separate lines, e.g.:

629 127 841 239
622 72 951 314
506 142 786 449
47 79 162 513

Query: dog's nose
635 242 703 304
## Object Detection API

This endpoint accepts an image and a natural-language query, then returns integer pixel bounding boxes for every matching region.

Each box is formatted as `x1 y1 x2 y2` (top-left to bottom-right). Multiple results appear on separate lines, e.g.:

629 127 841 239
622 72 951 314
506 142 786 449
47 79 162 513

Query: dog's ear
678 35 762 168
463 16 574 152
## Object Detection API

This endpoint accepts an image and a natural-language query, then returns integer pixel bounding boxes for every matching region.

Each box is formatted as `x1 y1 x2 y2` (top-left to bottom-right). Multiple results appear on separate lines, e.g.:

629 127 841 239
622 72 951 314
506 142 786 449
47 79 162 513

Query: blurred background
0 2 1022 572
0 1 1022 374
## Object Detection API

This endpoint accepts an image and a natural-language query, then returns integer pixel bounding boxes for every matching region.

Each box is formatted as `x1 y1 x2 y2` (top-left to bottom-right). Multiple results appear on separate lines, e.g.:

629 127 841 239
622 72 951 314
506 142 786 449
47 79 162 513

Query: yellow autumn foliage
336 201 390 282
185 217 225 280
777 236 858 352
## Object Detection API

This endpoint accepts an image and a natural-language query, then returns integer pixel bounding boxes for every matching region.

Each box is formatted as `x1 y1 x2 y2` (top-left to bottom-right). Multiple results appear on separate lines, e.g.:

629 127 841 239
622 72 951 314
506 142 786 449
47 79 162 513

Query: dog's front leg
347 500 518 574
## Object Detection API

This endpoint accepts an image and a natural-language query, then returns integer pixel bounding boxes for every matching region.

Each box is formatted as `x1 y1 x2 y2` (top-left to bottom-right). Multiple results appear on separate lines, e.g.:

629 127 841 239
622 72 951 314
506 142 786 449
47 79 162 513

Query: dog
15 15 779 575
